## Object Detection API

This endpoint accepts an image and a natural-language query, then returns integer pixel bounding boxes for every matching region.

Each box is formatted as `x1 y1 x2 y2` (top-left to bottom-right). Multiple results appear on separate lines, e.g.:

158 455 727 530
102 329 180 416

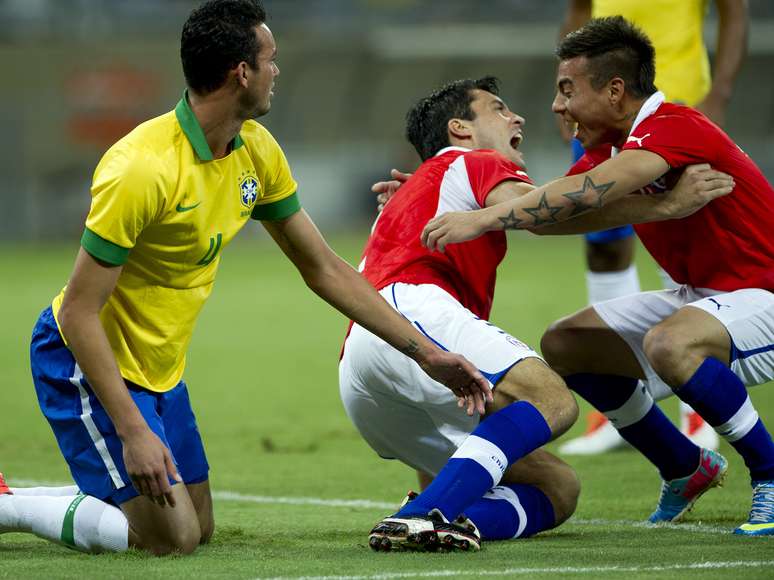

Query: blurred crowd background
2 0 773 240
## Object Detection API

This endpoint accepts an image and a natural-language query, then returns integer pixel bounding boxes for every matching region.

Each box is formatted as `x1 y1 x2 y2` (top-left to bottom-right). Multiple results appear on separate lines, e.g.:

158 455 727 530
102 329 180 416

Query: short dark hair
406 77 500 161
181 0 267 94
556 16 656 98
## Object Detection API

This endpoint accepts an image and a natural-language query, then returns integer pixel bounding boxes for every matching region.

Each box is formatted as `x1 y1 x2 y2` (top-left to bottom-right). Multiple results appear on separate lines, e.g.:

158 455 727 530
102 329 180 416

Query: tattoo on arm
562 176 615 216
498 210 523 230
401 339 420 357
524 192 563 225
496 176 616 229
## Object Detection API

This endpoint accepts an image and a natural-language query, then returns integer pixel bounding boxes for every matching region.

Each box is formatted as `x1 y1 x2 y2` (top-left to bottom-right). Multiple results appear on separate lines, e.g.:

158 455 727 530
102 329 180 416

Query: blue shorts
30 307 209 506
571 138 636 244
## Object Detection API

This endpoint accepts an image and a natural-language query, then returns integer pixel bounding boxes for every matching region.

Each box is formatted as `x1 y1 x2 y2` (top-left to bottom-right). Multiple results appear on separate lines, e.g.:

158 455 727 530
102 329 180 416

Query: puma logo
626 133 651 147
708 298 731 311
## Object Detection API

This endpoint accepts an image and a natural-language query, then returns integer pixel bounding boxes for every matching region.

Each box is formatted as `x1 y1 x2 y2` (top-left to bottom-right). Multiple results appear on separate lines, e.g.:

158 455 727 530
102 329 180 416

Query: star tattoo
563 176 615 216
497 210 524 230
524 192 563 225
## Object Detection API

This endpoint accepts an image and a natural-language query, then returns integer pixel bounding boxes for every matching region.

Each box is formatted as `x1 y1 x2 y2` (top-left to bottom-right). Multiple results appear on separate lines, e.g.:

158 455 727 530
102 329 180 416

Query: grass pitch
1 230 773 579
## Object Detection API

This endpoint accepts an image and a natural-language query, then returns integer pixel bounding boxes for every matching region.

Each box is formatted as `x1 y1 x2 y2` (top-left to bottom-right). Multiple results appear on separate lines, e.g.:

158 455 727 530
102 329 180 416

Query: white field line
7 478 735 535
259 561 774 580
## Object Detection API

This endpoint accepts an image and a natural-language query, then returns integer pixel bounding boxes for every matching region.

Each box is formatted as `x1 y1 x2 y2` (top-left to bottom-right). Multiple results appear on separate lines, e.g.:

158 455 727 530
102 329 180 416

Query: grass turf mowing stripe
260 560 774 580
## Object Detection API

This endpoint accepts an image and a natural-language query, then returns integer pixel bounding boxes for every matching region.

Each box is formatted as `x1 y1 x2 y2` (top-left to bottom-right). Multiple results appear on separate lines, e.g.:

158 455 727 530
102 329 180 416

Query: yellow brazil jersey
52 91 299 392
592 0 710 105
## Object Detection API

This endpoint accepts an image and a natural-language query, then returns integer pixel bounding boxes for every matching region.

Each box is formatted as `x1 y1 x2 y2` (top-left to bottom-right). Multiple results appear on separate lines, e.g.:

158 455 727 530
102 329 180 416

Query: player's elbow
300 259 342 298
57 298 89 343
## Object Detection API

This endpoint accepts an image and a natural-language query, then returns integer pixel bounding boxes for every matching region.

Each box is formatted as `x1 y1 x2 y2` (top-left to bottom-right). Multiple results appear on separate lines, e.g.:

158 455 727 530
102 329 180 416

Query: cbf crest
238 171 260 211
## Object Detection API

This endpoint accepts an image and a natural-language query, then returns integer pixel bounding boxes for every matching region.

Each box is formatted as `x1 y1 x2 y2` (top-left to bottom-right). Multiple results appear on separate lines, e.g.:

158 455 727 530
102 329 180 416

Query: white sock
586 265 641 304
0 494 128 553
10 485 80 497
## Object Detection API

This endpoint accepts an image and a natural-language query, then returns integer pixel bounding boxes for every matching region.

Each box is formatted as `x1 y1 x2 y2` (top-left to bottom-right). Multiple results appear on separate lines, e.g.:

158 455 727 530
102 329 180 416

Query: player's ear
608 77 625 104
234 61 250 88
448 118 472 140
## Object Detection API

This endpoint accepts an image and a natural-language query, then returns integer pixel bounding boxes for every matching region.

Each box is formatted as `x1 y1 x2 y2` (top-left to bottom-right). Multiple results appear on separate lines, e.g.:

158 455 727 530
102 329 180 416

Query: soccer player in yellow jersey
557 0 748 455
0 0 491 556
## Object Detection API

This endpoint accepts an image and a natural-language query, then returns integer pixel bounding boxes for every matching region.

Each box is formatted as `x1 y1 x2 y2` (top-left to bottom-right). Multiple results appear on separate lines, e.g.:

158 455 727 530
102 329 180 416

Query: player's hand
372 169 411 212
419 350 492 416
665 163 734 218
122 427 182 507
421 208 494 253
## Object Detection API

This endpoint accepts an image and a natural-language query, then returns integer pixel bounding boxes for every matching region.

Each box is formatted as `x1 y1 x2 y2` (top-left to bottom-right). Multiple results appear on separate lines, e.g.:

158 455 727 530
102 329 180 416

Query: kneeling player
341 77 581 552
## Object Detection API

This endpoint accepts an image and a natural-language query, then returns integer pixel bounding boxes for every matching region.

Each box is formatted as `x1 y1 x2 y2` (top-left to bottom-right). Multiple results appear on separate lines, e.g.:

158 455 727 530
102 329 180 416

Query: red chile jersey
571 103 774 291
359 147 532 320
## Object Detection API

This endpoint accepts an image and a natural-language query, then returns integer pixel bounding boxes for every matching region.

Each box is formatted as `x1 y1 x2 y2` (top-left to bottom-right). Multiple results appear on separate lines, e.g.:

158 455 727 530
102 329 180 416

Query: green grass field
1 232 773 579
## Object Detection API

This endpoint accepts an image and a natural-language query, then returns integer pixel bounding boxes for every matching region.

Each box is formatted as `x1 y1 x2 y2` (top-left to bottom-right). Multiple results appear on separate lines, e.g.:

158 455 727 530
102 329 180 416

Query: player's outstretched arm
531 164 735 235
58 249 181 506
262 209 492 415
421 149 669 252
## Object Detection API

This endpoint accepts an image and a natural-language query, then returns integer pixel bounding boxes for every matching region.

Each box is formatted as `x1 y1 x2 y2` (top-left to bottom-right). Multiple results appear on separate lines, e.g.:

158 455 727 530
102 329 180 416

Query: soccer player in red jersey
421 16 774 536
345 76 726 551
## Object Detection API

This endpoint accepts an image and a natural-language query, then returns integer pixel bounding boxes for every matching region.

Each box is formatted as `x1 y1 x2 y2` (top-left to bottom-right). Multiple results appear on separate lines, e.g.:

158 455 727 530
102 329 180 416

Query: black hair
181 0 267 94
556 16 656 98
406 76 500 161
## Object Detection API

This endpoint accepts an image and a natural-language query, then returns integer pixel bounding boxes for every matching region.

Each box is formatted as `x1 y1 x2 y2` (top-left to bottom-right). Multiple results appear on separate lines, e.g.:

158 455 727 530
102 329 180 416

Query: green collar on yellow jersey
175 90 245 161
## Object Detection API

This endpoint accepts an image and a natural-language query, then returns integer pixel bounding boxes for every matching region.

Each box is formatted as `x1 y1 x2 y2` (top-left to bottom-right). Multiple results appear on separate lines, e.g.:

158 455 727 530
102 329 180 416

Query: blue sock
464 484 555 540
397 401 551 521
567 374 700 480
677 357 774 482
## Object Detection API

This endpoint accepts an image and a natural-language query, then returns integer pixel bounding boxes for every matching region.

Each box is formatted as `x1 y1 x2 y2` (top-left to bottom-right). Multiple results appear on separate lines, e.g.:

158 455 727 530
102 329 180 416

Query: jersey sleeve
250 128 300 221
82 146 165 265
622 111 717 168
463 150 532 207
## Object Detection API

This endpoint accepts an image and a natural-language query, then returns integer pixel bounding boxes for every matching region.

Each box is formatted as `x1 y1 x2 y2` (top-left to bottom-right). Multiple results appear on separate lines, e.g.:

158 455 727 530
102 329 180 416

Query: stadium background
1 1 774 578
1 0 774 238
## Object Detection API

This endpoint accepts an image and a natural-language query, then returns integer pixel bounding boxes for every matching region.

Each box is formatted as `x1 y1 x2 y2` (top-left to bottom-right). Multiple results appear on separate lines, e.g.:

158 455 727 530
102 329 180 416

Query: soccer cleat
734 481 774 536
681 410 719 451
648 448 728 523
0 474 10 496
368 508 481 552
558 411 629 455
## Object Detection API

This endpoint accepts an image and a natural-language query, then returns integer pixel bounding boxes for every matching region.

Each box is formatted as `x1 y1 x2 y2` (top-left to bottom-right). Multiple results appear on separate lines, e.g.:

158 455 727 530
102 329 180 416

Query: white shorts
594 286 774 400
339 283 540 476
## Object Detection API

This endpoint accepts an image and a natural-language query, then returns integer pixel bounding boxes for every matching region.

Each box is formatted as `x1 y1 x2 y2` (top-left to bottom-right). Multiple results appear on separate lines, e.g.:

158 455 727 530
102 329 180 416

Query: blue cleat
734 481 774 536
649 448 728 523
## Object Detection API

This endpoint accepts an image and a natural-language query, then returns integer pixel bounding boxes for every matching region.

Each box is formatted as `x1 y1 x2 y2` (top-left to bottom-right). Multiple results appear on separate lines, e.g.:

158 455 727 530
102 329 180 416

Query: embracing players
341 74 728 551
422 16 774 536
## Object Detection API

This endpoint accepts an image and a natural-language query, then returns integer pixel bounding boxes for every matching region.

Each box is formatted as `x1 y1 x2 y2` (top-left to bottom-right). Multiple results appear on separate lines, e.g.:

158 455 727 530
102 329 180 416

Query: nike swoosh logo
176 201 201 212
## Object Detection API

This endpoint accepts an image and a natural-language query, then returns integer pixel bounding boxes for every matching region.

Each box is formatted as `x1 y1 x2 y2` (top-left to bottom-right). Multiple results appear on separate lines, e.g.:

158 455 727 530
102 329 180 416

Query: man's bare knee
543 464 580 526
540 310 601 376
494 358 578 439
540 321 578 375
643 324 683 382
122 487 203 556
132 522 202 556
